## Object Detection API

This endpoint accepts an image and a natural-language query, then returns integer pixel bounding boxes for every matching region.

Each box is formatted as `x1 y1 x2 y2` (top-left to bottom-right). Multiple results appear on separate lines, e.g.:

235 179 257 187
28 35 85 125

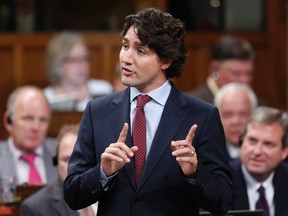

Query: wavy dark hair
121 8 187 79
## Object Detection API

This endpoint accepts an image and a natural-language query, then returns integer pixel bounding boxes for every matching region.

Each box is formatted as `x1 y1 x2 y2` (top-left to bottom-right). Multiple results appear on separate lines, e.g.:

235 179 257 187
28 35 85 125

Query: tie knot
136 95 151 108
21 153 37 165
258 185 265 195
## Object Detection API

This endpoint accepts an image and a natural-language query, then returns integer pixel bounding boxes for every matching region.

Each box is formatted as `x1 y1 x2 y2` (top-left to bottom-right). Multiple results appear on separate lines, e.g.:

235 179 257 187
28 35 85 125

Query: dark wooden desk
48 111 83 137
0 184 45 216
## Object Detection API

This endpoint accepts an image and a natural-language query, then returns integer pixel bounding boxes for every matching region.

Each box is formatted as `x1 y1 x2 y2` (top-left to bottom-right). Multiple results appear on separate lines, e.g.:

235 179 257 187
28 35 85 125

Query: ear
3 111 12 132
209 60 221 74
281 147 288 161
161 59 172 71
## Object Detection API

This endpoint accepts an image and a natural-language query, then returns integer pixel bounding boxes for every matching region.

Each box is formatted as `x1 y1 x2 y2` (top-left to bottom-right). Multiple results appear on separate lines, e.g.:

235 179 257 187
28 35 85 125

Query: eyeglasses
63 56 90 64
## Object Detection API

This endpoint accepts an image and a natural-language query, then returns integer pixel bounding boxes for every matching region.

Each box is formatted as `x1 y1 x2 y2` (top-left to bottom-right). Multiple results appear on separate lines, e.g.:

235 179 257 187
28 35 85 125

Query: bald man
0 85 57 185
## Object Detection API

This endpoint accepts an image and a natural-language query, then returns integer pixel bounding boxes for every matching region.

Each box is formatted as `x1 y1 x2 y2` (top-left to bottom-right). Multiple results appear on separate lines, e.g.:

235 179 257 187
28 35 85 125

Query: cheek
221 119 230 128
39 123 49 133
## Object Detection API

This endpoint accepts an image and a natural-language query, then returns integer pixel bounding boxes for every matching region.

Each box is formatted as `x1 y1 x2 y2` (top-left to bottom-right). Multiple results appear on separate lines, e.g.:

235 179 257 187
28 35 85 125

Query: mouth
250 158 265 166
122 66 134 77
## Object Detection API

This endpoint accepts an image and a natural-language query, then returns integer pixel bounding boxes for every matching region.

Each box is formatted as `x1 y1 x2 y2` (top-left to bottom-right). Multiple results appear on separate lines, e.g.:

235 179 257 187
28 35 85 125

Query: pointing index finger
117 123 129 143
185 124 197 144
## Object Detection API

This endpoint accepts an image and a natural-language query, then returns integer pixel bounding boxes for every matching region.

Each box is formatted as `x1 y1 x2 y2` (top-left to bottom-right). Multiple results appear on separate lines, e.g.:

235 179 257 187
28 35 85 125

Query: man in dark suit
0 85 57 185
64 8 233 216
188 35 260 105
230 107 288 216
20 124 97 216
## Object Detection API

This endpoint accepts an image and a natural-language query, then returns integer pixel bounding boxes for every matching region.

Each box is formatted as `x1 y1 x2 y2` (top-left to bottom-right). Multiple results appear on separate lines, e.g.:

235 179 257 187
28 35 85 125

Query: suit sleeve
63 101 107 210
191 106 233 214
20 202 38 216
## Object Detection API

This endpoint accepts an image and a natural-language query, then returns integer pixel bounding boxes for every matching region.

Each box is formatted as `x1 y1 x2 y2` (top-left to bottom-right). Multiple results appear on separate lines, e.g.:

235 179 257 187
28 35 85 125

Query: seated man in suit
214 83 257 160
230 106 288 216
188 35 268 105
20 124 97 216
0 85 57 185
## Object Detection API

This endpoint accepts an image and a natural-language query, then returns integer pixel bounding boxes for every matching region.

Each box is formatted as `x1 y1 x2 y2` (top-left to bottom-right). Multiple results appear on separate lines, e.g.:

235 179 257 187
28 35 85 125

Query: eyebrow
123 37 146 47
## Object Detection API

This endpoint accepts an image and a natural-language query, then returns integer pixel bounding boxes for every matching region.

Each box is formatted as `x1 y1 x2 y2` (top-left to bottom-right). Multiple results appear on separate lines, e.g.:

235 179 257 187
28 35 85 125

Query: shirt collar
130 80 171 106
207 76 219 96
8 136 44 159
241 164 274 191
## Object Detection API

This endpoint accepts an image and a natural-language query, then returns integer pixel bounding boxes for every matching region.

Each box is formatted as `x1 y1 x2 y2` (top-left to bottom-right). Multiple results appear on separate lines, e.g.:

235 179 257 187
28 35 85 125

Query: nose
30 119 40 131
120 48 133 65
231 115 240 124
239 74 252 84
253 143 263 155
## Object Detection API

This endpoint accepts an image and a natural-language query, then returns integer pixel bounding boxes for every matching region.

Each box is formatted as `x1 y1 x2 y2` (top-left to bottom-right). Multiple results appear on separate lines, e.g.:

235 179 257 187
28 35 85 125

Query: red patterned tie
133 95 151 185
21 153 42 184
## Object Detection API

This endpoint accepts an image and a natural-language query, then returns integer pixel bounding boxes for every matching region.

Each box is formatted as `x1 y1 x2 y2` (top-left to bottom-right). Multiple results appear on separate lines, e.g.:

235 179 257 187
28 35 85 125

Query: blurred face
5 90 51 152
240 122 288 182
61 42 90 86
215 59 254 88
57 132 77 181
119 27 169 93
219 91 252 146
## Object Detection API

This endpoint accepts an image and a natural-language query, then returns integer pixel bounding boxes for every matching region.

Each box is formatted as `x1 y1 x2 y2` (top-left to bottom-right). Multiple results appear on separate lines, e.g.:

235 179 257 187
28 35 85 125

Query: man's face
219 91 252 146
61 42 90 86
6 90 51 152
240 122 288 181
215 59 254 88
119 27 169 93
57 132 77 182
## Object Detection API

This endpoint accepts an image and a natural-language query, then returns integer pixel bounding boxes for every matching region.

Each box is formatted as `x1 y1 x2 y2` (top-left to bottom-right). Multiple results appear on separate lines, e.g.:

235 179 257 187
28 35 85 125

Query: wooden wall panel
0 45 15 140
0 30 286 140
21 45 47 86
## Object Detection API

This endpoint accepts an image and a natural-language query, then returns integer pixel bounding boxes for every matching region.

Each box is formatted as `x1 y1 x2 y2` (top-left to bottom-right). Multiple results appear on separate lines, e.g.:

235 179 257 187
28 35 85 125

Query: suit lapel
137 86 187 190
273 163 288 215
233 162 250 209
43 140 57 183
109 89 136 188
0 141 17 180
53 179 78 216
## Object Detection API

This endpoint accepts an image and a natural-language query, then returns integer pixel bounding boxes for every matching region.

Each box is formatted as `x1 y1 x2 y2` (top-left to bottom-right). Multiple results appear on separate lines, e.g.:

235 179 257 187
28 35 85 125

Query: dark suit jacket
188 83 268 106
20 178 78 216
188 84 214 105
0 138 57 184
64 83 233 216
230 160 288 216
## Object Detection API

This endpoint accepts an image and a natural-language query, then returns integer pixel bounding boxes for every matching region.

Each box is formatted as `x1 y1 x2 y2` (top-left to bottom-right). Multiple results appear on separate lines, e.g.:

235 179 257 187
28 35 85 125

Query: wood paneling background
0 0 287 140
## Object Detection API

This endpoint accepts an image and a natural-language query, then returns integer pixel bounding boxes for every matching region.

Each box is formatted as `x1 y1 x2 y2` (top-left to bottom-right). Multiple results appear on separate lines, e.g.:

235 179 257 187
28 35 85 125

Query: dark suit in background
230 160 288 216
20 178 78 216
189 83 214 104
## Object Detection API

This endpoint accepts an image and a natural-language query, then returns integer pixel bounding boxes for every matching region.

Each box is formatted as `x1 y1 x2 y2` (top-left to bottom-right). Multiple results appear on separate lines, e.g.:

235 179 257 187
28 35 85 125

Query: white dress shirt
130 80 171 157
242 164 275 216
8 137 47 184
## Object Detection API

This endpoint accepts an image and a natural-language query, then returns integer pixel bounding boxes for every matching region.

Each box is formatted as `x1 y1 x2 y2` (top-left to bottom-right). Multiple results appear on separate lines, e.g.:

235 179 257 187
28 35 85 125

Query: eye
39 117 49 124
264 142 275 149
121 40 129 49
122 43 128 49
222 112 232 118
247 137 257 145
137 49 145 55
22 116 34 122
